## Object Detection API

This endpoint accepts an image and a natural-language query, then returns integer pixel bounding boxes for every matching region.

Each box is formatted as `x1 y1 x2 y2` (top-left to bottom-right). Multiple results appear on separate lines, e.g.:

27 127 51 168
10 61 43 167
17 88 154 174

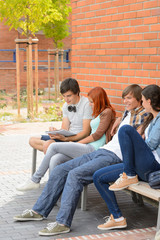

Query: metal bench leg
131 191 138 203
157 201 160 232
131 191 144 206
81 185 88 211
137 193 144 206
31 148 37 176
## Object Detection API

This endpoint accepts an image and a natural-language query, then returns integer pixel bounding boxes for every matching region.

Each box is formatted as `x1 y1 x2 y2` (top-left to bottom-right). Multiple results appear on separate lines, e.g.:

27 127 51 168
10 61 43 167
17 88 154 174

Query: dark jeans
32 149 121 227
93 125 160 219
119 125 160 181
93 163 123 218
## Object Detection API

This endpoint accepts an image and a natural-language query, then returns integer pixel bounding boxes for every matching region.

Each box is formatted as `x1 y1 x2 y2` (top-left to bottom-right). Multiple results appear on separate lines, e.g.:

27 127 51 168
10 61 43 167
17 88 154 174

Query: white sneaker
16 179 40 191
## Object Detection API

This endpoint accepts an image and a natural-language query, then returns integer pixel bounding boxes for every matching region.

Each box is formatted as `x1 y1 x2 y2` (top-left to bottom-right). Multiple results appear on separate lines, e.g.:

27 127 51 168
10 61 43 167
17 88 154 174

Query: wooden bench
32 149 160 226
81 181 160 231
127 181 160 231
31 148 88 211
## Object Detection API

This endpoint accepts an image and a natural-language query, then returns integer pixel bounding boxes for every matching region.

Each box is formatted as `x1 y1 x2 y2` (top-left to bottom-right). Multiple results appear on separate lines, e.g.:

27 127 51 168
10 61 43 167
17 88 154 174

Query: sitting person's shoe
155 229 160 240
39 222 70 236
16 179 40 191
97 214 127 230
13 209 43 221
109 172 138 191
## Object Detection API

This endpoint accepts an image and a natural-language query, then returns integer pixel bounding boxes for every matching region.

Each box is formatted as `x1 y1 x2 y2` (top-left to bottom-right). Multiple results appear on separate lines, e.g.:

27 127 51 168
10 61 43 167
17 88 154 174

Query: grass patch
0 112 13 118
0 89 64 123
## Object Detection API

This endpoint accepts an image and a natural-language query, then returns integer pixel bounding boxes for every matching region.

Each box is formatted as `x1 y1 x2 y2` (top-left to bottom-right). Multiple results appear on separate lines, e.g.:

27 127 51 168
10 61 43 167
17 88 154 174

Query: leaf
0 0 70 38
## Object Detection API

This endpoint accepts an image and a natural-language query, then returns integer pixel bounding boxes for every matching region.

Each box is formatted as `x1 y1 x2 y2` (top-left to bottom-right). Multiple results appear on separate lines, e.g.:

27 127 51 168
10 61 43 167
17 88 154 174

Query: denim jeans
93 125 160 219
33 149 121 227
118 125 160 181
32 142 94 183
93 163 124 218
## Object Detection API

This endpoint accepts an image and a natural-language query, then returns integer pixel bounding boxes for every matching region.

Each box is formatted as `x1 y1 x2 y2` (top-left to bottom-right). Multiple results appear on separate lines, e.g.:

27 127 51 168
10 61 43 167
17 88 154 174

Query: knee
29 136 37 148
120 124 132 132
49 157 61 173
67 170 84 192
93 170 103 187
49 164 65 178
29 136 33 147
118 125 133 138
93 171 99 184
93 168 111 185
43 140 55 154
67 169 80 183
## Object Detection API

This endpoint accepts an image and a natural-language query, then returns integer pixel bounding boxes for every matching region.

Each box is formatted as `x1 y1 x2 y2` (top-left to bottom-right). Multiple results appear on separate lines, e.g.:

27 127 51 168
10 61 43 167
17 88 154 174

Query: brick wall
71 0 160 116
0 22 71 93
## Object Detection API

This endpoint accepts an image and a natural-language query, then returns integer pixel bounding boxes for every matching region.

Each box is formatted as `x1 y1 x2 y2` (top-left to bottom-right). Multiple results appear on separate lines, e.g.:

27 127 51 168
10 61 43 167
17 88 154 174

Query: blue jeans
32 142 94 183
119 125 160 181
32 149 121 227
93 163 123 218
93 125 160 219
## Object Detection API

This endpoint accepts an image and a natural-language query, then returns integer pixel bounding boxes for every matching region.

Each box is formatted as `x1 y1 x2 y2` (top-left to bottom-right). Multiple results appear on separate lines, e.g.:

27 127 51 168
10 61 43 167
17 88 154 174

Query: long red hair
88 87 115 118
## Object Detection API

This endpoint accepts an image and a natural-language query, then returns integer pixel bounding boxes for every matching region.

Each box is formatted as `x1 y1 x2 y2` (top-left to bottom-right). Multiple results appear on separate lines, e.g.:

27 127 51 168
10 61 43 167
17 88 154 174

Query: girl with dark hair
93 84 160 231
18 87 115 191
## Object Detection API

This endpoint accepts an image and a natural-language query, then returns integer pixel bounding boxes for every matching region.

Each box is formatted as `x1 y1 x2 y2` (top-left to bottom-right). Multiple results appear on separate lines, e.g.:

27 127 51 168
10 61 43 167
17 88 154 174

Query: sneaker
16 179 40 191
155 229 160 240
109 172 139 191
97 214 127 230
13 209 43 221
39 222 70 236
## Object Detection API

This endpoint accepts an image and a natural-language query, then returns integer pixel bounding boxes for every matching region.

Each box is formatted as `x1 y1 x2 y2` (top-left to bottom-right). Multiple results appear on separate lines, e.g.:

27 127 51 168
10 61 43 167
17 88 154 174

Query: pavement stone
0 122 158 240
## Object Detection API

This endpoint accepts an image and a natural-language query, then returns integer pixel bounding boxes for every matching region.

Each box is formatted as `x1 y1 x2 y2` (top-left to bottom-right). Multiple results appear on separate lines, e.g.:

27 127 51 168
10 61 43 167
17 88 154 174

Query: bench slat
128 181 160 201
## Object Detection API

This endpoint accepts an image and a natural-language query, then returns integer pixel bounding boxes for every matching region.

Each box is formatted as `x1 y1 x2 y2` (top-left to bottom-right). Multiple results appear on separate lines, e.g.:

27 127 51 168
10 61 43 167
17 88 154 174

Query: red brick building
0 22 71 92
0 0 160 116
71 0 160 115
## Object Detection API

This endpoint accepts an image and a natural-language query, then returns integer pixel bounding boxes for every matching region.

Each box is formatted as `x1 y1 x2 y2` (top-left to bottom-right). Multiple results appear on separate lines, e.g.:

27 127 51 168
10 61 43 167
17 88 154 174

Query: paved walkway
0 122 157 240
